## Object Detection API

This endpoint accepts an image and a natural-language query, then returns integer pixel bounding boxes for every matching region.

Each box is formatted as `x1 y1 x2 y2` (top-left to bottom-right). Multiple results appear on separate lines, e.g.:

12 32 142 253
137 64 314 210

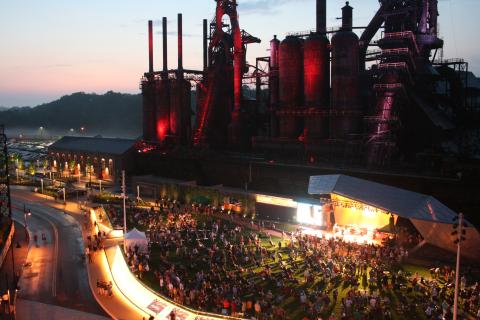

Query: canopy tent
124 228 148 253
309 174 463 224
308 174 480 261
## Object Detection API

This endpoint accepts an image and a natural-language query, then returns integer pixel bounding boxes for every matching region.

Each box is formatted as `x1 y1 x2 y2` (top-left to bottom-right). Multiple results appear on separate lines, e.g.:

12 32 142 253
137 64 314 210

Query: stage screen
296 203 325 226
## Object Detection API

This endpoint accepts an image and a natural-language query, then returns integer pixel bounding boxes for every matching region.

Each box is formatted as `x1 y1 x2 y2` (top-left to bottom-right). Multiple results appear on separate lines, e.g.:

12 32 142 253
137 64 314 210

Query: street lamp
40 178 44 194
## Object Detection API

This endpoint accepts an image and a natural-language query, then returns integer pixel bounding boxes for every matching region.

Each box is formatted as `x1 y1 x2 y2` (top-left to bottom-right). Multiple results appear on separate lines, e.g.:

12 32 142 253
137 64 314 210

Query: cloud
239 0 309 15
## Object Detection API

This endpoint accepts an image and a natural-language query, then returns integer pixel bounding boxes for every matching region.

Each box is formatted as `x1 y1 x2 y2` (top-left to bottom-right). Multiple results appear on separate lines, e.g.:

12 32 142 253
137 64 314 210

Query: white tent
124 228 148 253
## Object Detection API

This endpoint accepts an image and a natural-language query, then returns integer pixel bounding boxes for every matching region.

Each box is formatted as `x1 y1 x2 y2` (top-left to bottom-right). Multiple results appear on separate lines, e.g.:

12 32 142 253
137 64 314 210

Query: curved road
11 190 106 316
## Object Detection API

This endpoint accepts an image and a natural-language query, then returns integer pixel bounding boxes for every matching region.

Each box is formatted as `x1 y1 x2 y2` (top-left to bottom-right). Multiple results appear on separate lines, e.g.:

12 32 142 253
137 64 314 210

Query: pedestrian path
16 298 110 320
13 190 150 320
15 190 244 320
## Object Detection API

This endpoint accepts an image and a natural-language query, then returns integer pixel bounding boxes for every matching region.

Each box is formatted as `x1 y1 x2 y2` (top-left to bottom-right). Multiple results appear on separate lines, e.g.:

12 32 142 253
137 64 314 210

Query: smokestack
342 2 353 31
148 20 154 74
316 0 326 33
178 13 183 71
162 17 168 74
203 19 208 71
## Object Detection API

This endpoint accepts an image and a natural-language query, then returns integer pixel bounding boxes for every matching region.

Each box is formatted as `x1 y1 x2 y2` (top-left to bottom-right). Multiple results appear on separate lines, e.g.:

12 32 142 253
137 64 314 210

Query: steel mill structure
141 0 474 167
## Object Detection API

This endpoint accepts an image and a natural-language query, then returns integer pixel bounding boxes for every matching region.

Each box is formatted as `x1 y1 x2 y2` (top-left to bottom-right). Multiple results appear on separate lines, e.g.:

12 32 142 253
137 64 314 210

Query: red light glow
156 120 168 141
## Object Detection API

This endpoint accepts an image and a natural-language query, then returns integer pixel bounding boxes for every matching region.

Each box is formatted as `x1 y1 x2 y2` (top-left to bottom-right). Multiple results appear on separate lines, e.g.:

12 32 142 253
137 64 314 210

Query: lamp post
62 187 66 204
40 178 44 194
122 170 127 236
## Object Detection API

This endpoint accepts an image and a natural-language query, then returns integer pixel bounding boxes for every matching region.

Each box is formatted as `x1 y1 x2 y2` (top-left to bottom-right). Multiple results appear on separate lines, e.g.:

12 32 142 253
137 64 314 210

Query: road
11 189 107 316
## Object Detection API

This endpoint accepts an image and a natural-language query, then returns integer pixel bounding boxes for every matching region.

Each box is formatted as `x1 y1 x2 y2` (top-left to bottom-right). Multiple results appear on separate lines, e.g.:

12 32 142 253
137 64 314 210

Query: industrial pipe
162 17 168 74
203 19 208 71
342 2 353 31
316 0 326 33
178 13 183 72
148 20 153 74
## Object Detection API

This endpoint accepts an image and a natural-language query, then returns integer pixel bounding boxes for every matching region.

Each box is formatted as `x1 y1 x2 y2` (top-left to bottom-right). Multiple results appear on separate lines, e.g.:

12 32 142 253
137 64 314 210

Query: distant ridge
0 91 142 137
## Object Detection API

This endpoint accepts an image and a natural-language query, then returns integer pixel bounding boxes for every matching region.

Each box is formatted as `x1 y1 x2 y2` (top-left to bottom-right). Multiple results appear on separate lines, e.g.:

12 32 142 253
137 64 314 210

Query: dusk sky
1 0 479 107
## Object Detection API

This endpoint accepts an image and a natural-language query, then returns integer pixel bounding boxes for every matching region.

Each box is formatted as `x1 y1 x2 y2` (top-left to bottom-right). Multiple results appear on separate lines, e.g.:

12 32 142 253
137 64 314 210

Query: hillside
0 91 143 138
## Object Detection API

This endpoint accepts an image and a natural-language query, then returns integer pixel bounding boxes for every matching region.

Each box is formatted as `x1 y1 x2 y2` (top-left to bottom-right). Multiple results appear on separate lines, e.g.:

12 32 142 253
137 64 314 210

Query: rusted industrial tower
193 0 259 148
360 0 443 166
141 15 192 146
139 0 469 170
329 2 363 158
260 0 331 156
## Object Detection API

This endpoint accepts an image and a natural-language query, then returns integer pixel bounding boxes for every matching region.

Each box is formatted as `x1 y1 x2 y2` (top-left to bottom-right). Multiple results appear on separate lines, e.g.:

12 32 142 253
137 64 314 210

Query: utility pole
122 170 127 236
452 212 466 320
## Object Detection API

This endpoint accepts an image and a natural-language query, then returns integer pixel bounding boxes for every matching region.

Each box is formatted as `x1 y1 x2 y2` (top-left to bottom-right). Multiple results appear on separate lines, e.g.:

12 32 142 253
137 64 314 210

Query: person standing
85 246 92 263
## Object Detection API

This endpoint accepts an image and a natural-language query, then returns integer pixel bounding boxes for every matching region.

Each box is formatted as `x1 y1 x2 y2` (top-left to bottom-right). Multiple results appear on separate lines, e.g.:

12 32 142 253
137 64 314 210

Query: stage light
362 207 376 217
255 194 297 208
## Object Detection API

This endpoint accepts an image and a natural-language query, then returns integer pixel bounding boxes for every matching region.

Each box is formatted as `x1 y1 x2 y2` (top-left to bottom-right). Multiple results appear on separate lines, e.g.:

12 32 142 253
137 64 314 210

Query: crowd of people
104 199 480 320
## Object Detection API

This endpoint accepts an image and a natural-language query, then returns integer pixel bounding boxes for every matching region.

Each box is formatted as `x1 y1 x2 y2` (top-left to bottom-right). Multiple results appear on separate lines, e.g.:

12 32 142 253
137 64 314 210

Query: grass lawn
130 213 444 319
